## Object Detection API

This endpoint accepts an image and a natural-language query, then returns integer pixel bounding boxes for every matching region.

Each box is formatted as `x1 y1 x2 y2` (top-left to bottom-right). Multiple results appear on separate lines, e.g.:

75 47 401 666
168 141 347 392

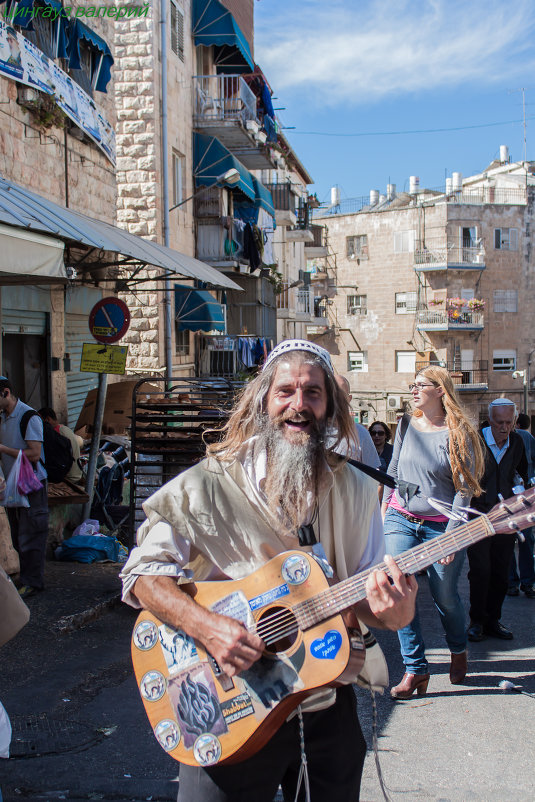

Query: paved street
1 556 534 802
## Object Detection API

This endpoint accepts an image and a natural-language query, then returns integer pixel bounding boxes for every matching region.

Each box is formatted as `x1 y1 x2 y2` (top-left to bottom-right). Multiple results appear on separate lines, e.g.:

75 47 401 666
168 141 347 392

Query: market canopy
0 175 242 290
174 285 225 332
192 0 254 73
0 223 65 284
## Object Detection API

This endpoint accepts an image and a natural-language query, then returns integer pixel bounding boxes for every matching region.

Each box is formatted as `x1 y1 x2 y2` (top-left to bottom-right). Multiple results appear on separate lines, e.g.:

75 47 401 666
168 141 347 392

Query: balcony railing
414 244 485 269
416 309 484 329
307 225 327 248
416 360 489 389
445 187 527 205
266 183 297 212
276 284 322 318
194 74 257 125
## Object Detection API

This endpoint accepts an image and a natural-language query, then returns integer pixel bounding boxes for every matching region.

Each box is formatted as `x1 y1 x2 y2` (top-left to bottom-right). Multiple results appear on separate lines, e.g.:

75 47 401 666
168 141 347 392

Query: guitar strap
298 522 317 547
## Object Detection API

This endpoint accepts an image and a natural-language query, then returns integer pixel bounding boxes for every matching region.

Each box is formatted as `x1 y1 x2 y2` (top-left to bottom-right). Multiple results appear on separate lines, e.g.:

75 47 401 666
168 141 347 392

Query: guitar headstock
488 487 535 535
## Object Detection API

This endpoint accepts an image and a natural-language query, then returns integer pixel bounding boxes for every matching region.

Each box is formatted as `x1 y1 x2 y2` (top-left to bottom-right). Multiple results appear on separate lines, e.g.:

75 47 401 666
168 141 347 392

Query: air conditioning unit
387 395 402 409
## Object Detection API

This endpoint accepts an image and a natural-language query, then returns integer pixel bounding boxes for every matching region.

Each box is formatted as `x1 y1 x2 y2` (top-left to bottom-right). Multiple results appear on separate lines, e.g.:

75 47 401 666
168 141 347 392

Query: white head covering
263 339 334 374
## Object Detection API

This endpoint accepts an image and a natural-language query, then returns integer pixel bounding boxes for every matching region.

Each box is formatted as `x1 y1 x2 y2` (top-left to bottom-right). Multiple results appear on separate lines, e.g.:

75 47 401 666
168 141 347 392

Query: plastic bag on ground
16 452 42 495
55 533 122 563
3 452 29 508
72 519 101 538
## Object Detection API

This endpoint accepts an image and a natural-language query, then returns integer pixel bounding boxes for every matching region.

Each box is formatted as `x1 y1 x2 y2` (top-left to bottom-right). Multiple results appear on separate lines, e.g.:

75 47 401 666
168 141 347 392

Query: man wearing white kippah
467 399 529 642
121 339 416 802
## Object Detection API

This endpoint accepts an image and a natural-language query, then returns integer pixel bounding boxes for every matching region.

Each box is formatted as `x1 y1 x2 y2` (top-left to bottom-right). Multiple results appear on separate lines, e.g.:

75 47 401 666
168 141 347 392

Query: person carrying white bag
0 378 48 599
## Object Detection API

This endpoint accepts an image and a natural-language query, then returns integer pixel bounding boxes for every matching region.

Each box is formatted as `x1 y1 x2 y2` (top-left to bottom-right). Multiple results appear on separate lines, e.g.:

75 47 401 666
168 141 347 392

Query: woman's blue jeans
384 508 467 674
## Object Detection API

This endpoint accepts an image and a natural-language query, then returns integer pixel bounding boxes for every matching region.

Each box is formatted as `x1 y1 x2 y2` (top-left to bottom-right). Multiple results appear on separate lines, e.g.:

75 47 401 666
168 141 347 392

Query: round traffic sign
88 297 130 344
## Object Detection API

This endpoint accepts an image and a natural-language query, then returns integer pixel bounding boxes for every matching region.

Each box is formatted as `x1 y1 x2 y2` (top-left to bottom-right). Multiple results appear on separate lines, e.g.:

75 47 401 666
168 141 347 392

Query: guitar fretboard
294 515 493 631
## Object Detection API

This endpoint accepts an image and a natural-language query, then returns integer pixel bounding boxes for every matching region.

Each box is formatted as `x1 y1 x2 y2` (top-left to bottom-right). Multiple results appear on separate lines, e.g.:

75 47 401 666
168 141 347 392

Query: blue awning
67 19 113 92
252 176 275 219
194 133 255 201
8 0 33 28
192 0 254 73
175 285 225 332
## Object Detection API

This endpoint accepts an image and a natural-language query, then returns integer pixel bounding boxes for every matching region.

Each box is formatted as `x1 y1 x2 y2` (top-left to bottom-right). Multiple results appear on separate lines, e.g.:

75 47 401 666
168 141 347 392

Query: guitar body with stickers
131 488 535 767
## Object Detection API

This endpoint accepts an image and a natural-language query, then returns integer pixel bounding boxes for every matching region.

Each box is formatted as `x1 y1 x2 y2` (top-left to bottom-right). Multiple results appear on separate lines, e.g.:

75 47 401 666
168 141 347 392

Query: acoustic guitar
131 488 535 767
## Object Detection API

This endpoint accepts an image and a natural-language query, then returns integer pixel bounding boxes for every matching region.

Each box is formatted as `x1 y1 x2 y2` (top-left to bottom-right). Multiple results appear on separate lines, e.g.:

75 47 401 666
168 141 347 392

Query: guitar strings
250 515 498 645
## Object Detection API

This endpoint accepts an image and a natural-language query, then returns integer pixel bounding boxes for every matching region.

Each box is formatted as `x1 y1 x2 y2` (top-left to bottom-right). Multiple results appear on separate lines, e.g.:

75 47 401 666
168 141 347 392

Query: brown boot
390 672 430 699
449 651 467 684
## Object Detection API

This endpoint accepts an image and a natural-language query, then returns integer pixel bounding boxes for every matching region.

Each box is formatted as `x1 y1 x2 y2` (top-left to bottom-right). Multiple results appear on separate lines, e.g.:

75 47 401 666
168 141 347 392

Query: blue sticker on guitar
249 583 290 611
310 630 342 660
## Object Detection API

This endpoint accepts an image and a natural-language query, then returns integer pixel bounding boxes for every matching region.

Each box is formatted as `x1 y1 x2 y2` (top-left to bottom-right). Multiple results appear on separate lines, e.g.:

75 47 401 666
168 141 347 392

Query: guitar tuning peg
508 521 525 542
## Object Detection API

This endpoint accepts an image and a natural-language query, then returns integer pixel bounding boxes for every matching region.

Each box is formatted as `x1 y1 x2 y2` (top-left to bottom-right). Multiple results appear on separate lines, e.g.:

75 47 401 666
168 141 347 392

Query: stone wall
114 1 196 375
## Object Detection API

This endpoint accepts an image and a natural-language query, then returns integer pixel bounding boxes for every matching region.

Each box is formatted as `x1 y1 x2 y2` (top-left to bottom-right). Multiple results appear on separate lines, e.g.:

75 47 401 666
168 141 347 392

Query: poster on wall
0 21 116 166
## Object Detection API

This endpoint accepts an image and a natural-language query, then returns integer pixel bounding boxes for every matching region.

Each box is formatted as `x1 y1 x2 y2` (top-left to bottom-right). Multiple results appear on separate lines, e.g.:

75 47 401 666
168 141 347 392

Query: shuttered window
170 0 185 61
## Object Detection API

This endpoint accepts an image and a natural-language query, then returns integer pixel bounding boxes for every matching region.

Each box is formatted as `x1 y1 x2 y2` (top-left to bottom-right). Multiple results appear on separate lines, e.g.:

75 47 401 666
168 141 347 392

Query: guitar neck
295 515 492 631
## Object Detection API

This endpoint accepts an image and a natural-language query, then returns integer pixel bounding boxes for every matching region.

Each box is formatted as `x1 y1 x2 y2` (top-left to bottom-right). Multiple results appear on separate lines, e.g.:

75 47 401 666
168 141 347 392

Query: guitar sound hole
257 606 299 654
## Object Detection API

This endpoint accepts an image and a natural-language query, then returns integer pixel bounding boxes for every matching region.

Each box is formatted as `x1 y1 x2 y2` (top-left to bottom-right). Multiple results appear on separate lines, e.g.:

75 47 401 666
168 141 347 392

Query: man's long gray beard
258 415 326 533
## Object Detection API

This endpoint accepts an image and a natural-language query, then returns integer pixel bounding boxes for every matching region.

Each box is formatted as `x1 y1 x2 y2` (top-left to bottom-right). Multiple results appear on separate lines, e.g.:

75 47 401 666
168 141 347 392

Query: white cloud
255 0 535 106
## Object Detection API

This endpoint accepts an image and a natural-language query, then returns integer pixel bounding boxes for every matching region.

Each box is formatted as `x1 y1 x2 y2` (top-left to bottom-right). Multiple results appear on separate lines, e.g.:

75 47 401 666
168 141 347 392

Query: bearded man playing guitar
121 339 417 802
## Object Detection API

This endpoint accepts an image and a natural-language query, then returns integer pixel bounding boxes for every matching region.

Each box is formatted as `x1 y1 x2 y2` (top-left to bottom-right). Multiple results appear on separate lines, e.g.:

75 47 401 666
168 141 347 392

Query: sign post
82 298 131 520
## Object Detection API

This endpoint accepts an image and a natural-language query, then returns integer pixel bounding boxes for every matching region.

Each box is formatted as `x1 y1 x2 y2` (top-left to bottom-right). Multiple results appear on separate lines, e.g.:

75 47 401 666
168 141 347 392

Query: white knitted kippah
262 339 334 374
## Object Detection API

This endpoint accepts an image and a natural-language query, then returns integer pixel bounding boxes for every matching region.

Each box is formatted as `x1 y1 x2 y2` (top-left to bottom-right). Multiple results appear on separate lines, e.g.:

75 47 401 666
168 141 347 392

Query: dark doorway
2 334 49 409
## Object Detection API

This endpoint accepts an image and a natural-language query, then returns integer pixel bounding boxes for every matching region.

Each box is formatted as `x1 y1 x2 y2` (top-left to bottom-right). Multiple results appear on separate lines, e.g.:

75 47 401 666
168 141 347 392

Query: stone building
311 149 535 426
114 0 318 378
0 1 118 425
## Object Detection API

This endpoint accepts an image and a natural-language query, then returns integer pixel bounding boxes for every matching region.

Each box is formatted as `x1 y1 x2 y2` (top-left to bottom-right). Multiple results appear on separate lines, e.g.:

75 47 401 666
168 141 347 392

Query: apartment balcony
416 360 489 391
415 308 484 331
196 220 249 271
276 284 327 323
193 74 277 170
305 225 329 257
414 244 486 272
266 183 298 226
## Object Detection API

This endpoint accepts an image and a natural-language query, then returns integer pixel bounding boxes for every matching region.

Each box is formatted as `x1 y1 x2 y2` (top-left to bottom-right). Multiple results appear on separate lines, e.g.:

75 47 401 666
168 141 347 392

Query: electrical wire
289 116 535 138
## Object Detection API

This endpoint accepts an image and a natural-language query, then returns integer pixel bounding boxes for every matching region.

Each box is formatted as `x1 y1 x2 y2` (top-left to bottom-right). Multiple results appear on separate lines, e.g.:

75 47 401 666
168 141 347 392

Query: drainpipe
160 0 173 386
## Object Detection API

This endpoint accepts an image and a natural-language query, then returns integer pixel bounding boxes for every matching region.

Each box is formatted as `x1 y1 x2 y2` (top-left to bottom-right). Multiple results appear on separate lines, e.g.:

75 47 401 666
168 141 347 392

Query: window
348 351 368 372
24 1 61 60
396 351 416 372
172 151 185 208
170 0 185 61
175 327 190 356
494 228 518 250
493 290 518 313
347 295 367 315
493 350 516 371
346 235 368 260
70 40 96 96
395 291 417 314
394 230 415 253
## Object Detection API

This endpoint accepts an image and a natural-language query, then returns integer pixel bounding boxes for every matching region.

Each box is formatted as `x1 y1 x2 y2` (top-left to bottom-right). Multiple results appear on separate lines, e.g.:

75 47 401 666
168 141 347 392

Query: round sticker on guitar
140 670 166 702
155 719 180 752
133 620 158 651
194 733 222 766
282 554 310 585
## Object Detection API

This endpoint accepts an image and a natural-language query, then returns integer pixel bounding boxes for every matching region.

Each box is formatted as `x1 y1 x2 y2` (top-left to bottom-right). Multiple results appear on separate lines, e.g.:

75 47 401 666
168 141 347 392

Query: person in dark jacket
467 399 529 642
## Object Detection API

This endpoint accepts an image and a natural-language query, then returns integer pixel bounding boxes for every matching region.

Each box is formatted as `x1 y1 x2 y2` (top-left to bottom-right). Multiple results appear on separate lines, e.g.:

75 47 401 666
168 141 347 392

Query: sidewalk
357 568 535 802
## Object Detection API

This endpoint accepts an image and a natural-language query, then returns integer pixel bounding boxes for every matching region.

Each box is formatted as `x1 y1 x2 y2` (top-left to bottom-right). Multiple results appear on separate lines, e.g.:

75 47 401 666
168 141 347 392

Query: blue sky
254 0 535 203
